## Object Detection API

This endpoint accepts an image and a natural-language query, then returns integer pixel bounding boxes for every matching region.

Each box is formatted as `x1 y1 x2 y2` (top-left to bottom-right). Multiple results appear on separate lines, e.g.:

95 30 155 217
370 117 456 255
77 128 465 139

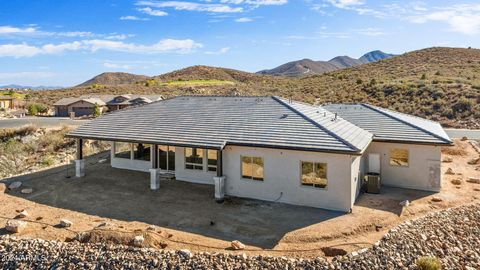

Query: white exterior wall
364 142 442 191
110 142 152 172
351 156 363 202
222 146 356 212
175 146 217 185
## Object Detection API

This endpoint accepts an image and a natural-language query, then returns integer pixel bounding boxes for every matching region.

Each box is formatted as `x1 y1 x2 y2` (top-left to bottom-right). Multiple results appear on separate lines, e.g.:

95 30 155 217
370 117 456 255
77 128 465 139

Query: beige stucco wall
110 142 152 172
222 145 356 212
175 146 217 185
0 99 12 109
364 142 442 191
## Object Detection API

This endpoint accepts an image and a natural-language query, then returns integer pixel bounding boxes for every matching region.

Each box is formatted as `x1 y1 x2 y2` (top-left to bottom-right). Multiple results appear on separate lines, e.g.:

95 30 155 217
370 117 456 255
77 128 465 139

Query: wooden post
152 144 158 168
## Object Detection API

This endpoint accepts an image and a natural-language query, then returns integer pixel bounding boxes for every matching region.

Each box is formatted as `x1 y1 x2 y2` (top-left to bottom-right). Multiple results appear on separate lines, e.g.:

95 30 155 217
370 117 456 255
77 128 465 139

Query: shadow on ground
2 155 344 249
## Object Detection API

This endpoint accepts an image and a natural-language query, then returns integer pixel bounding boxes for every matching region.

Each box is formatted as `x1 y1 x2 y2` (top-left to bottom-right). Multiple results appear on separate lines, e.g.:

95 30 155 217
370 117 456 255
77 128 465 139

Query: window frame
300 161 328 189
389 148 409 167
207 150 218 172
240 155 264 181
133 143 151 161
114 142 132 159
185 147 204 171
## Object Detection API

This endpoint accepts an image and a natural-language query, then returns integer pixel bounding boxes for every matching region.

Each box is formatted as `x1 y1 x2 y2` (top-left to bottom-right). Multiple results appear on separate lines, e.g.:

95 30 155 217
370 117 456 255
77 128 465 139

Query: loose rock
466 177 480 184
133 235 144 247
17 210 29 218
442 156 453 163
399 200 410 207
59 219 73 228
5 219 27 233
231 240 246 250
451 178 462 185
8 181 22 190
445 168 455 175
20 188 33 194
431 196 443 202
0 183 6 193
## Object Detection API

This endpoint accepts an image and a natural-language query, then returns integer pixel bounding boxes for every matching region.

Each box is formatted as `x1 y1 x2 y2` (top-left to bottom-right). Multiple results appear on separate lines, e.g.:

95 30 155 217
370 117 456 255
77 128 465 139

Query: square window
390 149 409 167
301 161 327 188
241 156 264 181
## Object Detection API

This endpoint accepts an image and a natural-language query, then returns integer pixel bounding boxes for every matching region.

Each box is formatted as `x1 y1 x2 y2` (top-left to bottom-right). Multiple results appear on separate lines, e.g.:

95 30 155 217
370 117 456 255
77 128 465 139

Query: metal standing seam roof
322 103 452 145
67 96 374 154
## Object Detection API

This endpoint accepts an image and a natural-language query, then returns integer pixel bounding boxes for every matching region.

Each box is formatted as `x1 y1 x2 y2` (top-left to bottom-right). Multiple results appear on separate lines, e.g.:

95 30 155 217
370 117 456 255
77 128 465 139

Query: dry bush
416 256 441 270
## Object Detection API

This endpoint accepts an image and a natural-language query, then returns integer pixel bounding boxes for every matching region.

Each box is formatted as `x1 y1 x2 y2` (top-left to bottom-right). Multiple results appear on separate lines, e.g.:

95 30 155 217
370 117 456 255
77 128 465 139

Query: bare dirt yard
0 139 479 259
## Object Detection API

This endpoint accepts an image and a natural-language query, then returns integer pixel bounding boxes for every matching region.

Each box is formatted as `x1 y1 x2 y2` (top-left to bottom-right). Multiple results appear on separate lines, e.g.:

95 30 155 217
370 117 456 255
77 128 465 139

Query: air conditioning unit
365 173 381 194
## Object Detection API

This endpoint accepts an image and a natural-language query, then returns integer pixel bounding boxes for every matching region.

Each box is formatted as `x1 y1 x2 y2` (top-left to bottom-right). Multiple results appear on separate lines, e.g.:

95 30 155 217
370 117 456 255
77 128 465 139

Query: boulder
59 219 73 228
451 179 462 185
178 249 192 259
461 136 468 141
445 168 455 175
467 157 480 165
399 200 410 207
133 235 144 247
466 177 480 184
231 240 246 250
5 219 27 233
8 181 22 190
21 188 33 194
17 210 29 218
431 196 443 202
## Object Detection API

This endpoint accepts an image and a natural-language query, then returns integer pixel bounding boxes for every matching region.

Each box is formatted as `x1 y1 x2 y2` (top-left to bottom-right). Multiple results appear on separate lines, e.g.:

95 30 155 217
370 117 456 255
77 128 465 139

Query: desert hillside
25 47 480 128
76 72 150 87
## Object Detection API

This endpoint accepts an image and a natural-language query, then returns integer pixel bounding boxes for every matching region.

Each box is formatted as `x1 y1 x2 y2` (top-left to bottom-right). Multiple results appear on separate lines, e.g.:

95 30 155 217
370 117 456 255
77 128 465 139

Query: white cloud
0 71 56 80
138 7 168 16
84 39 202 53
103 62 134 69
136 1 243 13
205 47 230 54
0 38 202 58
327 0 363 9
357 27 386 36
221 0 287 5
235 17 253 22
409 4 480 35
0 26 37 34
120 15 149 21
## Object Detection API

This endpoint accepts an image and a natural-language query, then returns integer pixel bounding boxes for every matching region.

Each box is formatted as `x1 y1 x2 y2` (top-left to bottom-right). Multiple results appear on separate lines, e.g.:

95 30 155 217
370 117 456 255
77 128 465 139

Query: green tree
27 104 38 116
93 103 101 118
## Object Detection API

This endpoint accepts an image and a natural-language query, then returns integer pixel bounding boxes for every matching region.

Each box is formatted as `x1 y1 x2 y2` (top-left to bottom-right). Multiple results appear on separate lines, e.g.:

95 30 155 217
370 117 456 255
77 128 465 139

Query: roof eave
372 138 453 146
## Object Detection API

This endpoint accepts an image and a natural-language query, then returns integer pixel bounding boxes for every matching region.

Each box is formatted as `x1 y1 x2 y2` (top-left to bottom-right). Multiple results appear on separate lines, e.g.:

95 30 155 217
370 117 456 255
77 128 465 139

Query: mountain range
257 50 395 77
0 84 63 90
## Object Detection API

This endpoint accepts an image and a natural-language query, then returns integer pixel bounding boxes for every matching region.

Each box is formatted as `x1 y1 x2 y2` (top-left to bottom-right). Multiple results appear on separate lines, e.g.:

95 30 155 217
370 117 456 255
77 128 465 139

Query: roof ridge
361 104 452 144
272 96 360 152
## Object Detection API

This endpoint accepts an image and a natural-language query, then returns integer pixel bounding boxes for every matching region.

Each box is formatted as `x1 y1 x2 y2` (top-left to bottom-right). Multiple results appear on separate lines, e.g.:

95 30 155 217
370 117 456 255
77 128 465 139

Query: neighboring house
53 94 163 117
67 96 452 212
53 98 107 117
0 96 25 110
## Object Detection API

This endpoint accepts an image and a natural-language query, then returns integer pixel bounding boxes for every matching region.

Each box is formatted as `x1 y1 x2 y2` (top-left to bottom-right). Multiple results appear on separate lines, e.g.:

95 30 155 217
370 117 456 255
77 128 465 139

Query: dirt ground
0 139 479 258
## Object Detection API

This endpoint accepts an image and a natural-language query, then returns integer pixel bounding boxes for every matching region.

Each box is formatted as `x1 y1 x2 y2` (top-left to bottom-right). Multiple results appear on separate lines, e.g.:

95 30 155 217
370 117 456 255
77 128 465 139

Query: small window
301 161 327 188
390 148 409 167
207 150 218 172
133 143 151 161
185 147 204 170
241 156 264 181
114 142 131 159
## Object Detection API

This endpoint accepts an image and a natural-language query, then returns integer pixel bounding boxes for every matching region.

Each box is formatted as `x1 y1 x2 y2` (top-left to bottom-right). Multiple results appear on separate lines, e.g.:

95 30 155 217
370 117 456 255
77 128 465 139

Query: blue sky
0 0 479 86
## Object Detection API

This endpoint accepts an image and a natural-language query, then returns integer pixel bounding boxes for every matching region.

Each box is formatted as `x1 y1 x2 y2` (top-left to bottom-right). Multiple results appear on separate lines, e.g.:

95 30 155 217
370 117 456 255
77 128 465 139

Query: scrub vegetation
24 47 480 128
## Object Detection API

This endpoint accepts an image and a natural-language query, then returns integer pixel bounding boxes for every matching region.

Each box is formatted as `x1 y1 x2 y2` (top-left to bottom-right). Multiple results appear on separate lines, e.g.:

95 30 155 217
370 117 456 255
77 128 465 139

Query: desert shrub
421 74 427 80
416 256 441 270
26 103 38 115
356 78 363 84
41 155 55 167
453 98 473 113
93 103 101 118
26 103 49 115
0 125 37 142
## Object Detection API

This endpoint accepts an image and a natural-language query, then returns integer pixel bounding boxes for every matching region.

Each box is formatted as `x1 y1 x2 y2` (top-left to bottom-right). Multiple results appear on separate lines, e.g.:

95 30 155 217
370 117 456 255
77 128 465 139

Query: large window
241 156 264 181
301 161 327 189
114 142 131 159
185 148 204 170
133 143 151 161
390 148 409 167
159 145 175 171
207 150 218 172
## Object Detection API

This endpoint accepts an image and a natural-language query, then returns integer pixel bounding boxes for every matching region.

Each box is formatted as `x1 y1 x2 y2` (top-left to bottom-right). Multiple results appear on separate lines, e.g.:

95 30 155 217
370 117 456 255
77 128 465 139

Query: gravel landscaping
1 203 479 269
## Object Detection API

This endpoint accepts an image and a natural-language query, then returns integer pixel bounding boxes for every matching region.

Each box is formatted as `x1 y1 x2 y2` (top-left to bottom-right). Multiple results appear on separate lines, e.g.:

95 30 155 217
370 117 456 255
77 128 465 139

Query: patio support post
74 138 85 177
213 149 225 203
149 144 160 190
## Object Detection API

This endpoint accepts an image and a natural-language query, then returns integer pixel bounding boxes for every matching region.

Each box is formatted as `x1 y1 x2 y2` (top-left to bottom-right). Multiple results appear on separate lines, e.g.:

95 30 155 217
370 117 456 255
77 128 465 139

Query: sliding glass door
158 145 175 171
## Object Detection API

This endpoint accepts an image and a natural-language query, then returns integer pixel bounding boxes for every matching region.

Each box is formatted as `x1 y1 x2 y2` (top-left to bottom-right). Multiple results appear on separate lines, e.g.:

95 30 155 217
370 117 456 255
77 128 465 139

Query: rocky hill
257 50 395 77
26 47 480 128
76 72 150 87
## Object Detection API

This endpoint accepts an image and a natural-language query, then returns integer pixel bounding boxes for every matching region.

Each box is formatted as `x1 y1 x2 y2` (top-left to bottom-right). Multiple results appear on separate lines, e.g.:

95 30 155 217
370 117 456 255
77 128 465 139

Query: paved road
0 117 89 128
445 129 480 139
